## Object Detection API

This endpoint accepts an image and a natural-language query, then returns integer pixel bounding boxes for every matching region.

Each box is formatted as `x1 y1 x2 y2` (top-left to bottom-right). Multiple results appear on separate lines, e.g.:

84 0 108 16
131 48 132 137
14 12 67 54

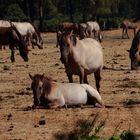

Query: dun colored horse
86 21 103 42
56 22 79 47
129 29 140 70
120 20 140 39
0 23 28 62
59 31 103 92
29 74 103 108
0 20 43 49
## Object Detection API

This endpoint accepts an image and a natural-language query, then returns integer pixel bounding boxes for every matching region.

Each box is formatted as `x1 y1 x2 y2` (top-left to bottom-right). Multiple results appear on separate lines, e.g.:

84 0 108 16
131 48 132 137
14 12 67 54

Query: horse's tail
81 84 103 106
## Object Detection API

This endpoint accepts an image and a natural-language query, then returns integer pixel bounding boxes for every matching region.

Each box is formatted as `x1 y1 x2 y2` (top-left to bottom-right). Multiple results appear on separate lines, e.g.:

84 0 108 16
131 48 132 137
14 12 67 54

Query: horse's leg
79 68 85 84
84 75 89 84
67 73 73 83
126 28 129 39
134 28 136 36
48 99 65 109
94 69 101 93
122 28 125 38
10 45 15 62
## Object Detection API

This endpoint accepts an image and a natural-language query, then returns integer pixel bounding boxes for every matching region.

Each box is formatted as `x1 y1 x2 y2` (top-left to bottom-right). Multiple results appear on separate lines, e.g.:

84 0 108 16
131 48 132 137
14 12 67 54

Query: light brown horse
120 20 140 39
86 21 103 42
0 23 28 62
56 22 79 47
59 31 103 92
29 74 103 108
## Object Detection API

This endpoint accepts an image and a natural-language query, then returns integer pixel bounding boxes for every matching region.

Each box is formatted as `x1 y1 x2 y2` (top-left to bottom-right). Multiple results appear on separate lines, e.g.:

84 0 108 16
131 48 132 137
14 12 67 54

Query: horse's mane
42 76 57 95
30 22 41 37
9 21 22 39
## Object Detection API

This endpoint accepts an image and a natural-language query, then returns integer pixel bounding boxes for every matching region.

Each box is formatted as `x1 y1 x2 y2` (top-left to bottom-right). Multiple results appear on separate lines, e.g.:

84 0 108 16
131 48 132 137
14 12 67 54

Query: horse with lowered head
0 20 43 49
86 21 103 42
29 74 103 108
129 29 140 70
59 31 103 92
0 22 28 62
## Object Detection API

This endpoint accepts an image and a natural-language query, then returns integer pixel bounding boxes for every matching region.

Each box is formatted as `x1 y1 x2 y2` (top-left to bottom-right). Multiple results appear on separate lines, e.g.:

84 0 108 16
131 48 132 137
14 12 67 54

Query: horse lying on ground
0 22 28 62
129 29 140 70
59 31 103 92
29 74 103 108
120 20 140 39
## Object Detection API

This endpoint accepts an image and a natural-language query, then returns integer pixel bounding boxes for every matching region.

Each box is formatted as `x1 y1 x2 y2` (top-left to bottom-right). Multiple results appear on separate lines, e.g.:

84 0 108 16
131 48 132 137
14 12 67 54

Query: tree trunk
39 0 43 32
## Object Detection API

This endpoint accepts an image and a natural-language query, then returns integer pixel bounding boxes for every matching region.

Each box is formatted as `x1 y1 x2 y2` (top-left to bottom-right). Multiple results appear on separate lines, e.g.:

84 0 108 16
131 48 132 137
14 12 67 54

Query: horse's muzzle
24 57 28 62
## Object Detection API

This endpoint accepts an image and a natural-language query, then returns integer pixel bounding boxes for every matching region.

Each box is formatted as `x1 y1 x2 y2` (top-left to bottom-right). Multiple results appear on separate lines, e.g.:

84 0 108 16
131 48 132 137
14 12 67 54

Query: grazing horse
29 74 103 108
0 23 28 62
59 31 103 92
56 22 79 47
12 22 43 49
86 21 103 42
129 29 140 70
0 20 43 49
120 20 140 39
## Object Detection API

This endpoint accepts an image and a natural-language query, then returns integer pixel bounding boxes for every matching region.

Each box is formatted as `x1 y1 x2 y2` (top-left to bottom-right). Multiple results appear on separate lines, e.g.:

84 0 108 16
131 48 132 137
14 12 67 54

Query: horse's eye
39 86 42 91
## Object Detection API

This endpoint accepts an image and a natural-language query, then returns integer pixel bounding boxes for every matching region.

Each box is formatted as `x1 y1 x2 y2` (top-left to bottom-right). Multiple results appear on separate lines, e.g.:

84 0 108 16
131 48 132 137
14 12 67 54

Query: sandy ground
0 29 140 140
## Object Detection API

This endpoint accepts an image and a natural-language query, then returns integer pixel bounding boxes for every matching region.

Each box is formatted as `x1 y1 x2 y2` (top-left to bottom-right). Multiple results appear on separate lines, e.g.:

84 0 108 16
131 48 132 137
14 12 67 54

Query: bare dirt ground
0 29 140 140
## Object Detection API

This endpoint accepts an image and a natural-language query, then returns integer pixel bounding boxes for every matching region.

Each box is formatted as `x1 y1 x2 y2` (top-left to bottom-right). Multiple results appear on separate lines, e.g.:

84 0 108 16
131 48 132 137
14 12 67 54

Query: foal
29 74 103 109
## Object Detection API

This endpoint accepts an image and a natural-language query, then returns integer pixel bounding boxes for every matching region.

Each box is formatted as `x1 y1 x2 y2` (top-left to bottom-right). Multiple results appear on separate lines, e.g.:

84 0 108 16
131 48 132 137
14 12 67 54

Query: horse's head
59 31 77 64
18 37 29 62
130 29 140 70
29 73 44 106
32 32 43 49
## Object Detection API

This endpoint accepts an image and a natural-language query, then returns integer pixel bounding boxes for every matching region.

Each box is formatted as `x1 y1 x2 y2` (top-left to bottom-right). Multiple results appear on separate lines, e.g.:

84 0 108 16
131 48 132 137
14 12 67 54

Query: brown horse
56 22 79 47
0 23 28 62
29 74 103 108
59 31 103 92
120 20 140 39
129 29 140 70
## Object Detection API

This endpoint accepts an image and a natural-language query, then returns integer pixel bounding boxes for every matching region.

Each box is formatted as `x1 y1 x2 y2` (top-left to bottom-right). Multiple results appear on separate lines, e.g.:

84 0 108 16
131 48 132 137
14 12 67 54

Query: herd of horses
0 20 43 62
1 19 140 109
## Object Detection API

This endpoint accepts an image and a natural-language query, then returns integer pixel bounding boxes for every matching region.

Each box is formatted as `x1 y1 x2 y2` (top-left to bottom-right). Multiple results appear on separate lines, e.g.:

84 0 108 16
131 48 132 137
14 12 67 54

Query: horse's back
57 83 88 104
0 20 11 27
87 21 100 31
12 22 35 35
73 38 103 71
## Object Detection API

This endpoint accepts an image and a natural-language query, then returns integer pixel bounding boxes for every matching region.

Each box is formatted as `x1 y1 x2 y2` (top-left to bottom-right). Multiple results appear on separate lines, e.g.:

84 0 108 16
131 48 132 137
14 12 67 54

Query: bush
106 17 122 30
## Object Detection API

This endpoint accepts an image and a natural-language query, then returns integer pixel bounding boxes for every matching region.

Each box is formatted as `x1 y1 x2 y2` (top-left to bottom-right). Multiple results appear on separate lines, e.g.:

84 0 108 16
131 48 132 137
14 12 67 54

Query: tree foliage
0 0 140 31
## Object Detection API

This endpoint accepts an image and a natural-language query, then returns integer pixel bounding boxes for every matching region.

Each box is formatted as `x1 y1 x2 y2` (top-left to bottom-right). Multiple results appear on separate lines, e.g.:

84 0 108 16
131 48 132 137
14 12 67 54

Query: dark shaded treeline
0 0 140 31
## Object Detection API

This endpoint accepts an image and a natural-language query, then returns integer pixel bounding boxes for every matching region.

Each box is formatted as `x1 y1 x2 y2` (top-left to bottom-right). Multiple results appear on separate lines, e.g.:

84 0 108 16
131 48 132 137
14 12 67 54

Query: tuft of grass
3 65 11 70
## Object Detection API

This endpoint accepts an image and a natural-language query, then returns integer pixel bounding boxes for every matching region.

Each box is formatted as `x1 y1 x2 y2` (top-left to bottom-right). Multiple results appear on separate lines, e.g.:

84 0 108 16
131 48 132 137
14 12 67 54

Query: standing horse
56 22 79 47
0 23 28 62
86 21 103 42
78 23 91 39
59 31 103 92
29 74 103 108
12 22 43 49
0 20 43 49
129 29 140 70
120 20 140 39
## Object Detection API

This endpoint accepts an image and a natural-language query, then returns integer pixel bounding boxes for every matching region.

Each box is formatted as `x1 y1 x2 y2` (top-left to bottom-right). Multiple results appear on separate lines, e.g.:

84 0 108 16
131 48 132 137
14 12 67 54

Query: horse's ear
40 74 44 80
29 73 33 80
69 30 73 36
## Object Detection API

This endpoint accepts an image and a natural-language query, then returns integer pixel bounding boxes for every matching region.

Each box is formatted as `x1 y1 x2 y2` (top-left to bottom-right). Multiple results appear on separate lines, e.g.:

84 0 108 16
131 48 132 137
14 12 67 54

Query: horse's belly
63 86 88 105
